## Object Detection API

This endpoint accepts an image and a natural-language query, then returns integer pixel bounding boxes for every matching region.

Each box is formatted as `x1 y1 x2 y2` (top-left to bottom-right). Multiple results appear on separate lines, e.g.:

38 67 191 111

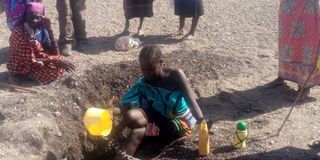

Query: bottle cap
237 121 248 131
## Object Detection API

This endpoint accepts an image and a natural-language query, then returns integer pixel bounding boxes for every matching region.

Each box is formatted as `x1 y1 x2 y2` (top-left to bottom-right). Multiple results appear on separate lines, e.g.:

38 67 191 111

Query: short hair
139 45 163 64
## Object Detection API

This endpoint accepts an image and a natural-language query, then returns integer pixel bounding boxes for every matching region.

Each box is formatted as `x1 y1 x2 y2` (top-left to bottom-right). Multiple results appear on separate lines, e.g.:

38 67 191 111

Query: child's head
25 2 45 28
139 45 163 80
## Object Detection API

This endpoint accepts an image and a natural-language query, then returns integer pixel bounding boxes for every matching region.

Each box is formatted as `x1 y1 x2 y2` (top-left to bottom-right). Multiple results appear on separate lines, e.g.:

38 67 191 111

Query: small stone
269 140 275 145
73 105 81 111
54 112 62 117
57 132 62 137
49 102 54 106
37 113 41 117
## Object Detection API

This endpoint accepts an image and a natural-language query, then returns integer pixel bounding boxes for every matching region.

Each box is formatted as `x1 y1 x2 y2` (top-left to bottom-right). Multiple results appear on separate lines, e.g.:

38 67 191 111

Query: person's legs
137 17 144 36
122 17 130 34
181 16 200 40
56 0 73 56
71 0 87 51
171 16 185 37
121 109 148 155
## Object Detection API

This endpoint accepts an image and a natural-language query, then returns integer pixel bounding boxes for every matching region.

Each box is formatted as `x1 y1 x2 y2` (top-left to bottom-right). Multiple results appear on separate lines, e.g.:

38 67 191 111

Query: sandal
289 87 310 102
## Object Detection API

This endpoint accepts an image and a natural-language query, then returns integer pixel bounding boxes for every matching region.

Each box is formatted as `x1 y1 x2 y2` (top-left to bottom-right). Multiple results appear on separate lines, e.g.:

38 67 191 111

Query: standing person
123 0 154 36
56 0 87 56
173 0 204 40
110 45 204 157
268 0 320 101
7 2 75 84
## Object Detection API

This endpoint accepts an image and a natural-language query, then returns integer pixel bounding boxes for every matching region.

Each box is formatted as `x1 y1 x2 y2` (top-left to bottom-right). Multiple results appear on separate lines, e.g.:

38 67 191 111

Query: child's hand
109 110 114 120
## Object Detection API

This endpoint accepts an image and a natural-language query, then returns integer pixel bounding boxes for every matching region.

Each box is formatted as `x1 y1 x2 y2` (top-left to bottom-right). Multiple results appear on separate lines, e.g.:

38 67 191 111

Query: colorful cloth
3 0 38 30
278 0 320 87
25 2 44 14
7 26 64 84
174 0 204 17
123 0 154 19
120 77 196 135
34 27 52 52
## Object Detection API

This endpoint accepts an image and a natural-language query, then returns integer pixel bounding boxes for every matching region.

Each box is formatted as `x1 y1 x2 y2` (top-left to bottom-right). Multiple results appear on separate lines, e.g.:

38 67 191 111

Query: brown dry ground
0 0 320 160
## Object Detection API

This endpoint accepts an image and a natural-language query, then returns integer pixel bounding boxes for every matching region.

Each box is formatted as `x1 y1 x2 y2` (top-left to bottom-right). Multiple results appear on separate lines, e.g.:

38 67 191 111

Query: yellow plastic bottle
232 121 248 149
198 120 210 156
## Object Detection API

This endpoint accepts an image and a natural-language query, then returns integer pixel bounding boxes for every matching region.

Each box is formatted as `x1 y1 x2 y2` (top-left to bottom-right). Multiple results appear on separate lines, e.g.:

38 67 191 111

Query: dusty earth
0 0 320 160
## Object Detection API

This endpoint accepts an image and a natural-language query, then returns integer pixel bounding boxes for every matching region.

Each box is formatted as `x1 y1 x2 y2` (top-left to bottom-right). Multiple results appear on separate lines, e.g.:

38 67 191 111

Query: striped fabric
7 26 64 84
123 0 154 19
120 77 196 135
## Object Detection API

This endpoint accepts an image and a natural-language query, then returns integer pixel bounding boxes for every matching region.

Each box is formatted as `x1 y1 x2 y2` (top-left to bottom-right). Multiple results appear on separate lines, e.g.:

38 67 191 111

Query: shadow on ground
227 145 320 160
0 47 9 65
198 84 316 123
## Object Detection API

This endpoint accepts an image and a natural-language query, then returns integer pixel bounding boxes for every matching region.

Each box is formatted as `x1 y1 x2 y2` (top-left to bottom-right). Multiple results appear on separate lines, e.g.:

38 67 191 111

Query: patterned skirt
123 0 154 19
278 0 320 87
174 0 204 17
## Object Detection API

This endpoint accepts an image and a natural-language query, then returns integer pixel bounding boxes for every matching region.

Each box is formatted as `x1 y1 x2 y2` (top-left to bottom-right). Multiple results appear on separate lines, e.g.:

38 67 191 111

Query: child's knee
132 128 146 140
123 109 148 128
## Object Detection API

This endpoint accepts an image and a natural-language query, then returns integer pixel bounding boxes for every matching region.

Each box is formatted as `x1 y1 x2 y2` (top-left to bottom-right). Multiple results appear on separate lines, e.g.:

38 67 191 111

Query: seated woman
6 2 75 84
110 45 204 157
2 1 58 55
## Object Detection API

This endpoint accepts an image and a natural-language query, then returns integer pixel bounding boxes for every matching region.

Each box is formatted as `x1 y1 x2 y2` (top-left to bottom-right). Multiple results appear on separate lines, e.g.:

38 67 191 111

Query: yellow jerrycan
232 121 248 149
83 108 112 137
198 120 210 156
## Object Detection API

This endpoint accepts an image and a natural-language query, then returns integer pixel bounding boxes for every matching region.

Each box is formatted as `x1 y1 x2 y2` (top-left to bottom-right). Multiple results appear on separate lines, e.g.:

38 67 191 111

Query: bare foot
263 77 285 89
289 87 311 102
170 29 184 37
180 34 194 41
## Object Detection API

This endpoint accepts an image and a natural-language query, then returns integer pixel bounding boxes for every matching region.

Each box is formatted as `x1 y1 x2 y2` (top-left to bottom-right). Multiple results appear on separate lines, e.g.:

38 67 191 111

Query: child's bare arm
109 103 130 118
174 69 204 122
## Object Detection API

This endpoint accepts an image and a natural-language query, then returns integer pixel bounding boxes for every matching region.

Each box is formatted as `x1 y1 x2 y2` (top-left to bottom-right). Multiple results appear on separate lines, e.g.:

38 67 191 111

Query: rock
73 105 81 111
54 111 62 117
269 140 275 145
46 151 57 160
37 113 42 117
0 112 5 121
63 77 77 89
57 132 62 137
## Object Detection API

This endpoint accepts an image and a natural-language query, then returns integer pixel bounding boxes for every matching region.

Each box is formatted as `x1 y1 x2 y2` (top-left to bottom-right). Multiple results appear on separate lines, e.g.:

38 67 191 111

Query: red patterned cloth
279 0 320 87
7 26 64 84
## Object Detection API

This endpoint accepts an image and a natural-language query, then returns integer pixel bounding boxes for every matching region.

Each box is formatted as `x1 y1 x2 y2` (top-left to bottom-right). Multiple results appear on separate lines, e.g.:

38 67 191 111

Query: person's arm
174 69 204 122
109 103 130 119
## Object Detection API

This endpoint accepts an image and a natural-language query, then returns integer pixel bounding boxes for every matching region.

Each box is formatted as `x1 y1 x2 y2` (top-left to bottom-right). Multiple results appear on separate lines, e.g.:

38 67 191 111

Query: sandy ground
0 0 319 160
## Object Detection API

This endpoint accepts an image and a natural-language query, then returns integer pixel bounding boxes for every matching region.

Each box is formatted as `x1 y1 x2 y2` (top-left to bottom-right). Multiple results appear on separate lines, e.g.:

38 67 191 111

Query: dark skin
172 16 200 40
110 58 204 155
25 12 75 73
123 17 144 36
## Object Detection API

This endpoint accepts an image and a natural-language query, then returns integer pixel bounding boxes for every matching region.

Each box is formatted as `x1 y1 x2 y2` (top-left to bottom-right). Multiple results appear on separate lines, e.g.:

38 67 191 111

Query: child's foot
263 77 285 89
289 87 310 102
170 29 184 37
